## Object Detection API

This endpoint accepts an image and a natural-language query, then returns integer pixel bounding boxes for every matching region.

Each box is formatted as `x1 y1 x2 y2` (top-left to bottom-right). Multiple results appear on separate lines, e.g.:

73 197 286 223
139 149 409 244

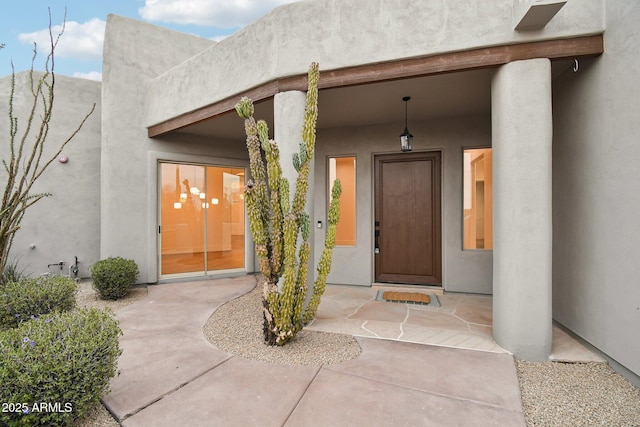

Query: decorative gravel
204 284 362 365
516 360 640 426
73 403 119 427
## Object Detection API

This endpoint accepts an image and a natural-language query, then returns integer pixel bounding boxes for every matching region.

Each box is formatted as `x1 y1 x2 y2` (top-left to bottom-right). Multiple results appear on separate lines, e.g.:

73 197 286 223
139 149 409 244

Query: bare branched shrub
0 10 95 272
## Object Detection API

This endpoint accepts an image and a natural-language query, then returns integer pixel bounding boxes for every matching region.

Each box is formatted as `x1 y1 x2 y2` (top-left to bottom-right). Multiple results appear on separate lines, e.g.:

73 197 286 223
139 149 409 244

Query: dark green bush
0 308 122 426
0 276 77 330
90 257 139 300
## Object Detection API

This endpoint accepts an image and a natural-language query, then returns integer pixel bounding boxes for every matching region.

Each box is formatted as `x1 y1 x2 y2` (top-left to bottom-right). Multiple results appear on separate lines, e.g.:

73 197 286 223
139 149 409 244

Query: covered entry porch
147 37 603 361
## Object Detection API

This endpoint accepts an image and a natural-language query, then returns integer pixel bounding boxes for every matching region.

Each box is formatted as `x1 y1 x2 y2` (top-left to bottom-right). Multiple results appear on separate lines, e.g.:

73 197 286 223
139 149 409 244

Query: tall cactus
235 62 341 346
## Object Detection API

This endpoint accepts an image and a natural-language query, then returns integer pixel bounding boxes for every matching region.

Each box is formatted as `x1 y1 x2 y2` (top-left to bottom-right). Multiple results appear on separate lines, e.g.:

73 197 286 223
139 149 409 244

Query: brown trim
148 35 603 137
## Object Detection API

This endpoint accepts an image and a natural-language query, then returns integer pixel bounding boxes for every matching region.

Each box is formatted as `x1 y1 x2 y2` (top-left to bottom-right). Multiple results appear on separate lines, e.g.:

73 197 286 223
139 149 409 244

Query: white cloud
139 0 299 28
73 71 102 81
18 18 106 62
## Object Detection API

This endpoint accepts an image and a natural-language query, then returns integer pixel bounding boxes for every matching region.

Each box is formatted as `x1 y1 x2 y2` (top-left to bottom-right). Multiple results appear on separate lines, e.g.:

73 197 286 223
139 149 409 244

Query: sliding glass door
159 162 245 277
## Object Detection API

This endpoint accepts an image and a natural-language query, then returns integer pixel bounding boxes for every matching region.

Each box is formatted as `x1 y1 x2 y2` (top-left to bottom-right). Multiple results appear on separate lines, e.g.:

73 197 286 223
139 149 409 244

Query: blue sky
0 0 298 81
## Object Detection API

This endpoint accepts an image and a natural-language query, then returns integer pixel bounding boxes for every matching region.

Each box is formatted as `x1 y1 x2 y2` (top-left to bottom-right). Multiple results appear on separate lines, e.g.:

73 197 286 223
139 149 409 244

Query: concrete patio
102 276 602 426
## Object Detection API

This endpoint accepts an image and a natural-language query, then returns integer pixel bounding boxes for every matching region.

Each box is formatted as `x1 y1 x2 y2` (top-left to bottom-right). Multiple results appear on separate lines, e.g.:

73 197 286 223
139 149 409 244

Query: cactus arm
236 98 273 280
293 239 310 332
244 182 269 277
304 179 342 325
279 177 290 216
290 63 319 219
276 213 298 342
260 123 285 277
273 63 320 344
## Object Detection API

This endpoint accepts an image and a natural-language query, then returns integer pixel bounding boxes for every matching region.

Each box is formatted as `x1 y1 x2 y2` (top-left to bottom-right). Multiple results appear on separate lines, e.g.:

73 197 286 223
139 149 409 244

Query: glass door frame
158 161 247 279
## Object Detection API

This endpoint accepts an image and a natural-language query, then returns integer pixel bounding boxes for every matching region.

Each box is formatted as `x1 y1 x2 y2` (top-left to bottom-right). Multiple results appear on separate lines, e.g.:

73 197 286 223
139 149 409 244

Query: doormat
375 290 440 307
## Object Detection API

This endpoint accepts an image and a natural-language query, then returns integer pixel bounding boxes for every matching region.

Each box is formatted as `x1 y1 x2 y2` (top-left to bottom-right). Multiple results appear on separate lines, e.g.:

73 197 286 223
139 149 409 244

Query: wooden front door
374 152 442 285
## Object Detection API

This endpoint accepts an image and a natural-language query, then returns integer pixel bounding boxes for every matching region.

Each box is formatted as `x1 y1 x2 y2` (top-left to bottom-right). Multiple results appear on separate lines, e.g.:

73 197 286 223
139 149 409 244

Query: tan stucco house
2 0 639 385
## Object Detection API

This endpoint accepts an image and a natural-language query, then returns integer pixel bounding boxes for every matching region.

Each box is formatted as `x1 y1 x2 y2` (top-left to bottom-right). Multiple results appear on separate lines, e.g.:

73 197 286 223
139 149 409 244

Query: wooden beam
148 35 603 137
147 81 280 138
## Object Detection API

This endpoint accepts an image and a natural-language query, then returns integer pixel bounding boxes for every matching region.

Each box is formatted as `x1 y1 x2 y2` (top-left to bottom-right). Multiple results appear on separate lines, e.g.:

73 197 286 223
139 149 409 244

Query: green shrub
0 259 28 286
0 308 122 426
90 257 139 300
0 276 77 330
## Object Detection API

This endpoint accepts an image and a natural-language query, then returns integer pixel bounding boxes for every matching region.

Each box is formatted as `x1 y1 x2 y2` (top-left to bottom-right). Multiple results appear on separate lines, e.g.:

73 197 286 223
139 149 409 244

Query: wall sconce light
400 96 413 152
211 198 219 205
173 202 182 209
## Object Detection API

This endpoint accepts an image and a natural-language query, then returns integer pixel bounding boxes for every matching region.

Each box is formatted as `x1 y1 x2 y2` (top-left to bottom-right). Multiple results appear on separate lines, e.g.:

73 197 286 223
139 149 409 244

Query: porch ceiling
171 60 574 142
173 68 494 141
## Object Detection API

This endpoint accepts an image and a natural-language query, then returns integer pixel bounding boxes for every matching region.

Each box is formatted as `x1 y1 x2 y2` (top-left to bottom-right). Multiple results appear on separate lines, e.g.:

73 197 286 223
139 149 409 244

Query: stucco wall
101 15 248 283
552 1 640 379
314 115 492 293
0 72 101 278
145 0 604 128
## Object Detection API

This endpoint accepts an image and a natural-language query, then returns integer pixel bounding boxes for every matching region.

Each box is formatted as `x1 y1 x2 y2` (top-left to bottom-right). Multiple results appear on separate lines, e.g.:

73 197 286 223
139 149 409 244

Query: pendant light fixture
400 96 413 152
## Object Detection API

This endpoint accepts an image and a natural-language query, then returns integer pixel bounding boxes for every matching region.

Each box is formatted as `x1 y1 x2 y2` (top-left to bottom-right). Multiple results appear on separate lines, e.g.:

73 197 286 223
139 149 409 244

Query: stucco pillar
273 91 315 290
492 59 553 361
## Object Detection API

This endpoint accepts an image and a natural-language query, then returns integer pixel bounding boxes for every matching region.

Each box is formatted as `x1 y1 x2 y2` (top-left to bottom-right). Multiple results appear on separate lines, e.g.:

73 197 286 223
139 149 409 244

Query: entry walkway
308 283 604 363
103 277 529 426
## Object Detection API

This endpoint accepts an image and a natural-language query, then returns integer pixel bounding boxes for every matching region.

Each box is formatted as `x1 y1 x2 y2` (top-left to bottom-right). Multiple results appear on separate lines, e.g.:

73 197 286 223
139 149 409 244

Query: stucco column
492 59 553 361
273 90 315 290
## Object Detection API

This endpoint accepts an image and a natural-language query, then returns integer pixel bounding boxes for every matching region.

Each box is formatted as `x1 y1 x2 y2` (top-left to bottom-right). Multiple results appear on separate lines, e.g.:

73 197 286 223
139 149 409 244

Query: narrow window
463 149 492 250
329 156 356 246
